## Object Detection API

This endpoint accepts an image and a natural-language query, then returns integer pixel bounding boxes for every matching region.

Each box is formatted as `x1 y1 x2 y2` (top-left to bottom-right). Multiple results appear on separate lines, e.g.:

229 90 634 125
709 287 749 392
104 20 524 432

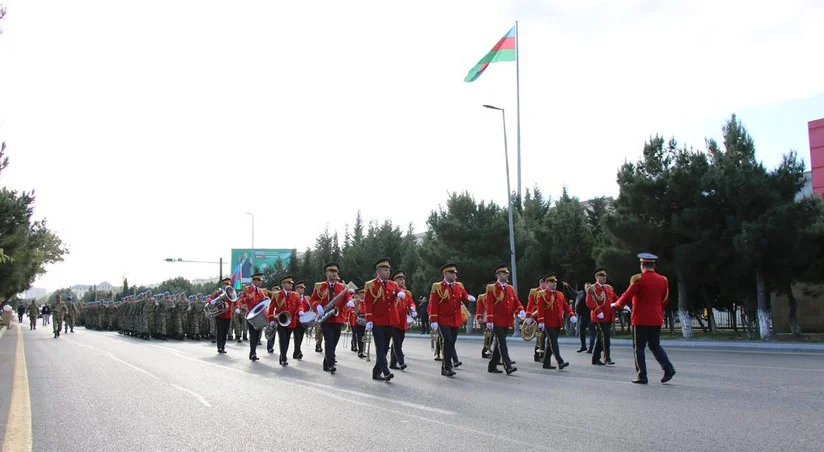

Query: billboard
230 249 293 283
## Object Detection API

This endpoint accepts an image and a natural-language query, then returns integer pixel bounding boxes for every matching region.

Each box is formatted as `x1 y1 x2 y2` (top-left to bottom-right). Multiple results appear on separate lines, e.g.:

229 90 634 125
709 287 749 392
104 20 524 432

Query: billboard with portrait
230 249 293 283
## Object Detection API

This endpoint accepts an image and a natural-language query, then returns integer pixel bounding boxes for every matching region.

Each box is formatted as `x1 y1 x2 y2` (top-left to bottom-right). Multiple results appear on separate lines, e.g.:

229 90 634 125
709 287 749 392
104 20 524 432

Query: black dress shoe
559 362 569 369
482 353 491 359
534 356 542 362
329 366 336 374
454 361 462 368
441 370 456 377
250 355 259 361
267 349 274 353
358 353 365 358
593 361 605 366
384 373 394 382
488 368 503 374
542 365 556 369
237 340 242 343
218 349 226 354
399 364 407 371
372 375 386 381
661 370 676 383
586 349 592 354
632 378 648 384
390 365 400 370
281 361 288 366
511 361 516 365
577 347 586 353
606 360 615 365
505 367 518 375
434 357 442 361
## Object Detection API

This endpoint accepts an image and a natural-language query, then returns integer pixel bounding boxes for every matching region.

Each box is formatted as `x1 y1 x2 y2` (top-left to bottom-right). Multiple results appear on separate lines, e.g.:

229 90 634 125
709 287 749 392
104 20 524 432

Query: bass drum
246 298 271 331
298 310 317 325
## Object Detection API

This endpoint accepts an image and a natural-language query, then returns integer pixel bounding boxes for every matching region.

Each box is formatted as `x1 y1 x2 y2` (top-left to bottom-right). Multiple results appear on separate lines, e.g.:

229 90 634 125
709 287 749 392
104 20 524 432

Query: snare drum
298 310 317 325
246 298 271 330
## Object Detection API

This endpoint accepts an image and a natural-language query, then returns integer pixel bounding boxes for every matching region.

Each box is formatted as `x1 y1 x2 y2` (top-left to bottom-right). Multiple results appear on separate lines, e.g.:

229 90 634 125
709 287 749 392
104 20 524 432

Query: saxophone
314 283 352 325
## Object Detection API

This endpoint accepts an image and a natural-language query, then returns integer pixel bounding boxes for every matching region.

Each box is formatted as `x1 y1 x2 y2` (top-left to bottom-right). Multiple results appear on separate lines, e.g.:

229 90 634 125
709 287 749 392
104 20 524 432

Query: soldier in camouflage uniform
232 298 247 343
52 295 68 338
27 299 38 330
63 296 78 333
170 294 184 340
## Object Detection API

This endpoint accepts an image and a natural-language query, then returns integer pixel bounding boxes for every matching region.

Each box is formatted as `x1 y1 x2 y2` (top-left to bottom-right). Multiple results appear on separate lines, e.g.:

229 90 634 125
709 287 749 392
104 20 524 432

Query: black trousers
216 318 231 351
543 327 563 366
579 317 592 348
588 323 597 350
593 322 611 363
633 326 675 379
420 313 430 333
278 327 293 359
267 326 277 352
322 323 342 369
488 327 513 371
372 325 393 377
293 324 305 357
246 321 262 357
390 328 406 367
353 325 365 354
439 326 459 372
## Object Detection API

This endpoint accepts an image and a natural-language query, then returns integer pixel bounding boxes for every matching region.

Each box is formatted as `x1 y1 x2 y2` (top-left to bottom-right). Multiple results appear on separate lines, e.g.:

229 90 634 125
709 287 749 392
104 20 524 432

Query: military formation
34 251 677 385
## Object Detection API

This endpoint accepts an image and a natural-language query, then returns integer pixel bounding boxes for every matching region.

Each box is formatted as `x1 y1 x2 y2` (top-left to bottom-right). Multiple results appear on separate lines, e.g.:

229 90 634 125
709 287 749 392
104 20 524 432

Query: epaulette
529 288 537 297
630 274 642 284
431 283 440 291
365 279 376 289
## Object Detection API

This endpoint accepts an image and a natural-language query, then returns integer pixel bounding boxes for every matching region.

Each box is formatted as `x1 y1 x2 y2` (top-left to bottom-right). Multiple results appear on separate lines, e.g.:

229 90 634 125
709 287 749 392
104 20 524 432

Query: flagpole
515 20 522 202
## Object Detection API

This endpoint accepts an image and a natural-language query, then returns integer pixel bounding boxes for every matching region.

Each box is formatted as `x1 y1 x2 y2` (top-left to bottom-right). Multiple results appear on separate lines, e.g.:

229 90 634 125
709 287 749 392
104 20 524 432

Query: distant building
810 118 824 197
21 287 46 300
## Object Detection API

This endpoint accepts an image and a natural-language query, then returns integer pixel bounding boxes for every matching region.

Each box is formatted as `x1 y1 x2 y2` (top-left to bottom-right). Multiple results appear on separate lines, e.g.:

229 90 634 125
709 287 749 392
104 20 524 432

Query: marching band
101 252 675 385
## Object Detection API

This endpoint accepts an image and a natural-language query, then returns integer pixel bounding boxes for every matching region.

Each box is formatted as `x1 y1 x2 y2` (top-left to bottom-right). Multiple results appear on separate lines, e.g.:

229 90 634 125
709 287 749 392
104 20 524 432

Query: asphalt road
3 321 824 452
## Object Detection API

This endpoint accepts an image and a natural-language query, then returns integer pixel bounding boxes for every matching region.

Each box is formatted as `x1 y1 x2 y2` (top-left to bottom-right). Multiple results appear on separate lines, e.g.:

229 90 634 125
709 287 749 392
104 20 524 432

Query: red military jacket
429 280 470 328
586 283 617 324
310 280 353 325
525 288 539 321
267 289 302 329
211 287 235 320
363 278 401 327
394 289 415 330
536 289 575 328
238 285 266 312
475 293 487 324
614 271 669 326
485 282 525 328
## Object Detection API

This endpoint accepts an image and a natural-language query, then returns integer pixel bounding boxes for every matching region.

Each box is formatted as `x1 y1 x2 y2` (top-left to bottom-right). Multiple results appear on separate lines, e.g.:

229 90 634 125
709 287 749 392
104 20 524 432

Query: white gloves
209 299 217 305
486 322 494 329
269 321 275 327
467 295 476 303
366 322 373 331
298 310 304 316
397 291 406 299
317 305 325 316
517 310 526 320
234 308 240 315
525 317 534 324
346 300 354 308
431 322 439 330
570 316 578 324
347 288 355 294
597 312 604 319
538 323 545 330
610 303 619 309
410 309 417 318
624 306 631 313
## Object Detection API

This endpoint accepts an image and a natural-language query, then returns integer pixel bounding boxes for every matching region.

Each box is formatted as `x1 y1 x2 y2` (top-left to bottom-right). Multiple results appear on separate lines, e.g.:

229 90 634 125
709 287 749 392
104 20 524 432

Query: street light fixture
483 104 520 332
163 258 230 281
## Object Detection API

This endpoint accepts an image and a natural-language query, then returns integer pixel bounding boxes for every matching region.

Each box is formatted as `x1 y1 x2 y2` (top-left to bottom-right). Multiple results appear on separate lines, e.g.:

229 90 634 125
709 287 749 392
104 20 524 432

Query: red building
810 118 824 197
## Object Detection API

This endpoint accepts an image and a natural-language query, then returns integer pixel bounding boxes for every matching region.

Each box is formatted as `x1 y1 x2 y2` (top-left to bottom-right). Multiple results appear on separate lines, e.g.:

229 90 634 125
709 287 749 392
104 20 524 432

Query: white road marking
170 384 211 407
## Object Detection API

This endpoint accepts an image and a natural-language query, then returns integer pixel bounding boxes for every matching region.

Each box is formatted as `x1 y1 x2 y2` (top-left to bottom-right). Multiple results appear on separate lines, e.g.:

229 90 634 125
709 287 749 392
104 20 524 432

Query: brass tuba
204 286 238 318
277 311 292 328
521 318 538 341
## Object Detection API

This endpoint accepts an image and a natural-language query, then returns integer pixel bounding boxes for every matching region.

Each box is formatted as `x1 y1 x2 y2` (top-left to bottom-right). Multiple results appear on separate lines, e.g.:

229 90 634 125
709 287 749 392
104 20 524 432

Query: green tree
154 276 194 294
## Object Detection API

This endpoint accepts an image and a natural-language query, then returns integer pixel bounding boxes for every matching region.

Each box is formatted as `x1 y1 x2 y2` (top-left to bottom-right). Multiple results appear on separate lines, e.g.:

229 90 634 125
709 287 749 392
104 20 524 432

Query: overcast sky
1 0 823 292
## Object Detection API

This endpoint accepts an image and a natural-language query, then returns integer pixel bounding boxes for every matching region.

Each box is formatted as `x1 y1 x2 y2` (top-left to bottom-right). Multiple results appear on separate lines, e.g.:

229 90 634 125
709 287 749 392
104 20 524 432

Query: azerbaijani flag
464 25 516 82
231 263 242 290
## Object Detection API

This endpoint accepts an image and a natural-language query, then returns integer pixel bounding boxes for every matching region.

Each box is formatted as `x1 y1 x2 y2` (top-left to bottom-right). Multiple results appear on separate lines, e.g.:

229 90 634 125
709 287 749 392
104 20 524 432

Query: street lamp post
245 212 255 273
163 258 229 281
483 104 520 335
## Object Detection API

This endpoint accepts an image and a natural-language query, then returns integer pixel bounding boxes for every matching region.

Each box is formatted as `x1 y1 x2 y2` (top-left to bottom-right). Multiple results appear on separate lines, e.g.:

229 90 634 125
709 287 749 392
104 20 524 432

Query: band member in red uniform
389 270 416 370
352 288 367 358
363 258 403 381
211 277 234 354
267 275 302 365
526 276 550 362
537 273 577 370
586 267 617 366
292 281 311 360
612 253 676 384
310 262 355 373
429 264 475 377
237 273 266 361
485 264 526 375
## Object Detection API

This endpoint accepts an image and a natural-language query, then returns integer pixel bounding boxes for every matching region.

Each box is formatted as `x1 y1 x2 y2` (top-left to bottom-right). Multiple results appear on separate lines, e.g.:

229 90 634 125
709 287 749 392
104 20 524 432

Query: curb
0 325 7 341
403 331 824 353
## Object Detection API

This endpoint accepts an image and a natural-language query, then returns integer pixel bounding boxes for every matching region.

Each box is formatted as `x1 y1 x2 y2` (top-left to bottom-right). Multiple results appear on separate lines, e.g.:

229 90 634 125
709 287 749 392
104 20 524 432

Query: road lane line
2 326 32 452
672 361 824 372
66 341 159 380
169 384 211 407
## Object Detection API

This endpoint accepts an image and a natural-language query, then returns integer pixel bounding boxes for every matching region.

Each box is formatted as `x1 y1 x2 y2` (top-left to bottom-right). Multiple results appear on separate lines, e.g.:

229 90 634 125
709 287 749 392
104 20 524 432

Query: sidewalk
404 331 824 353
